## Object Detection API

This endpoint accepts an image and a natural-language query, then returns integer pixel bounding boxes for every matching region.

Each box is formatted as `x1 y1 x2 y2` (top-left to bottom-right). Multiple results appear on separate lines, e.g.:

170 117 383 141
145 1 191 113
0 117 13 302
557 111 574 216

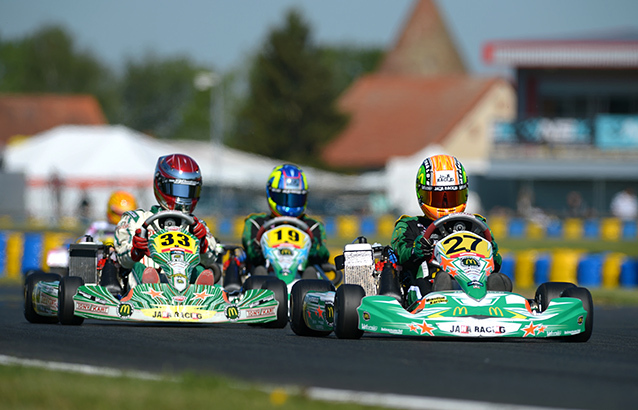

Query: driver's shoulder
472 213 488 223
395 214 431 226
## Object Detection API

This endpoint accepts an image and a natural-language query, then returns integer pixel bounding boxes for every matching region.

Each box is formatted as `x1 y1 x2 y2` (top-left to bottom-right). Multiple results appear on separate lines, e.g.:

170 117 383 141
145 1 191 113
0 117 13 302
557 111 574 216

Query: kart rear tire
58 276 85 325
223 262 242 294
261 278 289 328
334 284 364 339
253 266 268 276
535 282 577 312
243 275 272 291
433 272 455 291
24 272 61 324
487 272 513 292
290 279 334 337
561 287 594 342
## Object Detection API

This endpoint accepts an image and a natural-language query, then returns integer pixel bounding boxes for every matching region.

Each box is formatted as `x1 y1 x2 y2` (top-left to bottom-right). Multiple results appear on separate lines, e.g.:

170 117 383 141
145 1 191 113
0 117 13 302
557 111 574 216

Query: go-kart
289 213 593 341
24 210 288 327
252 216 342 291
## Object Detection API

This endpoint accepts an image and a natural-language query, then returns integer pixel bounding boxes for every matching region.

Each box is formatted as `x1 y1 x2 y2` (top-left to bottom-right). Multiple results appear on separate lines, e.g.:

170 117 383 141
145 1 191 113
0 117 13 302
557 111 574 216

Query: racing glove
131 229 149 262
191 217 209 253
412 233 434 261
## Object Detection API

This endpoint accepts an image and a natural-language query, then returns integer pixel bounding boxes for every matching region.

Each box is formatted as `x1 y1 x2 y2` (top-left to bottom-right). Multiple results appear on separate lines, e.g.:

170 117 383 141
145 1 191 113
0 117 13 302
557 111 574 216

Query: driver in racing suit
391 155 509 306
114 154 220 288
241 164 330 277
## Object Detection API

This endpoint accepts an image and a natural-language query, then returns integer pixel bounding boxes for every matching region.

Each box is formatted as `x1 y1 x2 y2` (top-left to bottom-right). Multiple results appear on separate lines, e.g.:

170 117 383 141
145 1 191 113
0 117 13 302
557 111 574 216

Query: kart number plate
263 226 306 248
153 231 198 254
438 232 491 258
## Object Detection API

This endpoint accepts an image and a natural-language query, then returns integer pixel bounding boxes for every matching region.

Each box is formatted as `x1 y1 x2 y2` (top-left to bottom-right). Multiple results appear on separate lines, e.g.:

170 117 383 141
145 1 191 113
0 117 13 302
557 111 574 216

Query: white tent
3 125 382 222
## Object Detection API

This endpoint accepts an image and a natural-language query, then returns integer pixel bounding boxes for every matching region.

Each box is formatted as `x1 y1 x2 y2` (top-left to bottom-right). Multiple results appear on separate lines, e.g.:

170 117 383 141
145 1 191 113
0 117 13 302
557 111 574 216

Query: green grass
0 364 386 410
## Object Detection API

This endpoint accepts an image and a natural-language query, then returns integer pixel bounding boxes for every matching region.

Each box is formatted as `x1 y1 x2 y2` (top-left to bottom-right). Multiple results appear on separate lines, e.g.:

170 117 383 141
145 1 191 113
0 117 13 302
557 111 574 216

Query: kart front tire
290 279 334 337
262 278 289 328
58 276 85 325
24 272 61 324
334 284 364 339
535 282 577 312
561 287 594 342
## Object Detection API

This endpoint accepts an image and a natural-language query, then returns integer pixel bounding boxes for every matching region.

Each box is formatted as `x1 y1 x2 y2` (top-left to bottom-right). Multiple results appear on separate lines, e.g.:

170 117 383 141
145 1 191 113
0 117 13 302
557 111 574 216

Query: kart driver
391 154 510 305
242 164 330 277
114 153 221 287
85 190 138 245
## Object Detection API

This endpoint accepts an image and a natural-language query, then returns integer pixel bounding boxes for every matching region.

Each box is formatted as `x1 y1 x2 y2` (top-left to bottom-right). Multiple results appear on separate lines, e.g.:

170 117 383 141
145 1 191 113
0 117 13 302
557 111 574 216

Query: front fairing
433 231 495 300
260 224 311 284
149 228 201 291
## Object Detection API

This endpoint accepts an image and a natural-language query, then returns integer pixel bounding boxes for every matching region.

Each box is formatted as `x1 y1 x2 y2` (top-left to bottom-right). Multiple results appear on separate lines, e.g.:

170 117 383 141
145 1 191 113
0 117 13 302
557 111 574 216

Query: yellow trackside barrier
527 221 545 240
514 250 536 289
602 252 625 288
549 249 582 284
233 216 246 239
336 215 359 239
203 216 217 235
6 232 23 279
487 215 507 239
378 215 398 239
563 218 583 240
601 217 621 241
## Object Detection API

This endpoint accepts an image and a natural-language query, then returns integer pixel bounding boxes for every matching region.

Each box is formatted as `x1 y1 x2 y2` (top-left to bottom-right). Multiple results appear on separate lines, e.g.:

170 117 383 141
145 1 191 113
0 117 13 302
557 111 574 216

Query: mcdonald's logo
489 307 504 316
117 303 133 318
225 305 239 320
453 306 468 316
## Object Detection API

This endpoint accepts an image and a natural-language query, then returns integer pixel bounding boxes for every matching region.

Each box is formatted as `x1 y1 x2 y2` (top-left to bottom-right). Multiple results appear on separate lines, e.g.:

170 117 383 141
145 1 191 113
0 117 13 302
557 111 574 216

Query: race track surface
2 284 637 410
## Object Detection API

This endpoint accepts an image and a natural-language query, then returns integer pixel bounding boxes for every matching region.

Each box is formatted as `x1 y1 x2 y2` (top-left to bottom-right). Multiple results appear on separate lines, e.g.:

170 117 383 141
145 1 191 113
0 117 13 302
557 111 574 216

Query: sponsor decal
547 330 561 337
40 293 58 309
488 306 504 316
435 170 456 185
577 315 584 325
246 306 276 318
193 290 212 301
117 303 134 318
361 323 378 331
307 295 320 304
225 305 240 320
522 321 539 337
381 327 403 335
462 257 479 266
467 280 484 288
425 296 447 305
76 302 109 315
453 306 468 316
152 310 203 320
450 324 506 335
143 288 163 299
325 303 334 324
564 329 581 336
362 311 371 321
173 296 187 303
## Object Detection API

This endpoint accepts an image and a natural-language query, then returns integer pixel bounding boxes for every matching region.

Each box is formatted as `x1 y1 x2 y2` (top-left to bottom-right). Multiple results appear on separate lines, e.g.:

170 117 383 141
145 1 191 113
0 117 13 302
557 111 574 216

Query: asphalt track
2 284 637 410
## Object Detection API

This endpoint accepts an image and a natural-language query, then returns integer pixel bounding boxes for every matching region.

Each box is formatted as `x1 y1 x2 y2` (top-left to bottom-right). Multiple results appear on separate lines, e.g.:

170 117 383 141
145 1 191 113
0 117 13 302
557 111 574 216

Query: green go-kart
290 213 593 341
25 210 288 327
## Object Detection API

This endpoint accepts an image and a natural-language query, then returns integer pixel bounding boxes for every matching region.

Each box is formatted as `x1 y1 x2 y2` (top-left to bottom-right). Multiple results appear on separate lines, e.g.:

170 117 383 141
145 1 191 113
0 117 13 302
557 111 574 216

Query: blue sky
1 0 638 76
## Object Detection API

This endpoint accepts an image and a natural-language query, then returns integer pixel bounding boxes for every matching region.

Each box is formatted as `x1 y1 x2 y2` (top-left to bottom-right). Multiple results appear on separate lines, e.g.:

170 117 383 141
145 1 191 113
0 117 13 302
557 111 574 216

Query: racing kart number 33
439 232 490 258
153 231 197 254
264 226 305 248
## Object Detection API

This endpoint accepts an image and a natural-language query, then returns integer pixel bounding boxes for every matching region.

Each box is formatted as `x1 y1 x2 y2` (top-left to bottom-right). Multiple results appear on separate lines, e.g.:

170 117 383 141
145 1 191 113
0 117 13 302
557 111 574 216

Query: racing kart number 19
264 226 304 248
153 231 198 254
439 232 490 258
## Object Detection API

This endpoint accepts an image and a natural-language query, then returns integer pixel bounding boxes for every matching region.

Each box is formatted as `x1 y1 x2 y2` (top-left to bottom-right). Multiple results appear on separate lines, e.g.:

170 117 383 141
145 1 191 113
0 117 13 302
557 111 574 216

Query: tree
230 9 347 167
116 55 209 140
0 25 118 120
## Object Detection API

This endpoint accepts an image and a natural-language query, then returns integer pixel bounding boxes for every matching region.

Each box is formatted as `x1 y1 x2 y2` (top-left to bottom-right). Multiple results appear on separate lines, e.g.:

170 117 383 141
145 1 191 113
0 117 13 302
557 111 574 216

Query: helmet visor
269 189 307 208
418 187 468 209
158 178 201 199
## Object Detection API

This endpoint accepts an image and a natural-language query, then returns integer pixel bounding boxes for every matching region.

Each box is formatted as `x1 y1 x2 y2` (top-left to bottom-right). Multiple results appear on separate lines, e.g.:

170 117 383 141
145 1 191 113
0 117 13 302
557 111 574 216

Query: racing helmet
416 154 468 220
106 190 138 225
154 153 202 213
266 164 308 217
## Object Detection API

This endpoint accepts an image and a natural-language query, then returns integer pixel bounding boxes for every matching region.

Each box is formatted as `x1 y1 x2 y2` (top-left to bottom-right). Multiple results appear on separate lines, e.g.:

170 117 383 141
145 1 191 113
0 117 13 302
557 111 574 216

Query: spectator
611 187 638 221
565 191 589 218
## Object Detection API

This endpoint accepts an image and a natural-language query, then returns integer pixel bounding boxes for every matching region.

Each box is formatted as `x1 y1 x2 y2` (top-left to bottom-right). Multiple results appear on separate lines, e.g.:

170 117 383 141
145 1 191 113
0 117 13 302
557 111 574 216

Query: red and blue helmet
267 164 308 217
154 154 202 213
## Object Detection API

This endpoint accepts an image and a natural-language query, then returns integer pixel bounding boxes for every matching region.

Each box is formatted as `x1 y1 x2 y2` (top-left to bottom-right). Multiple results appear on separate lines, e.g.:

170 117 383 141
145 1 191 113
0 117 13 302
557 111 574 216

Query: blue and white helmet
266 164 308 217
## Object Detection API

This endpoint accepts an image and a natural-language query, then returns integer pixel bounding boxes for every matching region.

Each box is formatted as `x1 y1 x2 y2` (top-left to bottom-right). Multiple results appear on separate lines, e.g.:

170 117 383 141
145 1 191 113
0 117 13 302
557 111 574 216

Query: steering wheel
422 213 492 242
138 210 196 239
255 216 314 242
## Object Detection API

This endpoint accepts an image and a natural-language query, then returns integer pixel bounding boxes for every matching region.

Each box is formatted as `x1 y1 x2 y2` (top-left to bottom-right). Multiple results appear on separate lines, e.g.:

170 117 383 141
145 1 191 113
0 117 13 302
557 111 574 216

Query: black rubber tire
535 282 577 312
486 272 513 292
243 275 272 291
334 284 365 339
252 266 269 276
261 278 289 328
290 279 334 337
57 276 85 325
561 287 594 342
301 266 319 279
24 272 61 324
433 272 455 291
